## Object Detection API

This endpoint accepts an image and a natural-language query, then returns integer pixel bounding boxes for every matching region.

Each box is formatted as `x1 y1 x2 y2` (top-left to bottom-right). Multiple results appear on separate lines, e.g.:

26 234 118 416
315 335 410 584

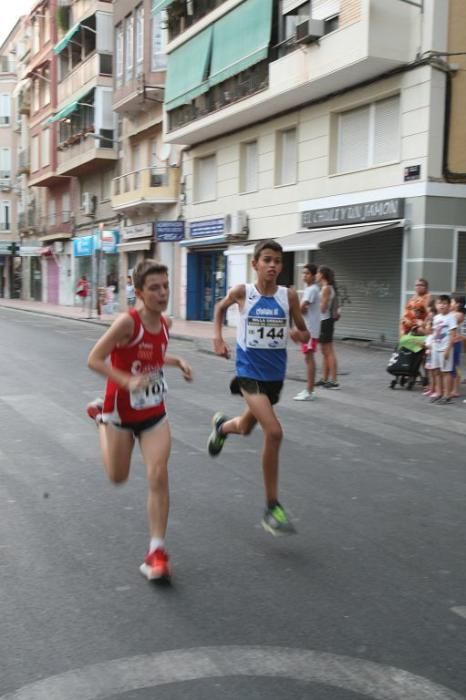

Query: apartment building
0 21 23 299
49 0 118 304
161 0 466 342
112 0 181 313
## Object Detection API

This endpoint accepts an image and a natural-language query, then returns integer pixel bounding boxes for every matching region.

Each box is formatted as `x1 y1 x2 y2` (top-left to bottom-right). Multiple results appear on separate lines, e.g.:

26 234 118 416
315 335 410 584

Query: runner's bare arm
165 355 193 381
288 289 310 343
87 313 147 390
213 284 246 358
320 285 329 313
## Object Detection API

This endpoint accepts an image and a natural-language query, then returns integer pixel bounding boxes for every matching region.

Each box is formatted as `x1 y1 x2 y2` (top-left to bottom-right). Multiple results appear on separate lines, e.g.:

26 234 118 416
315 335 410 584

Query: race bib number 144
246 317 287 349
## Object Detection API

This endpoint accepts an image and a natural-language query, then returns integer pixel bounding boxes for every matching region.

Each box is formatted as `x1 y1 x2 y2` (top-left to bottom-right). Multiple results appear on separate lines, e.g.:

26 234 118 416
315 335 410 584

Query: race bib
246 316 287 349
129 371 167 410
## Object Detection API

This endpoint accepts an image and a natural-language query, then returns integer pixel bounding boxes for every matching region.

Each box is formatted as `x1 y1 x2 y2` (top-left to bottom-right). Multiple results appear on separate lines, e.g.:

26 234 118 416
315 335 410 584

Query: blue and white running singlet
236 283 290 382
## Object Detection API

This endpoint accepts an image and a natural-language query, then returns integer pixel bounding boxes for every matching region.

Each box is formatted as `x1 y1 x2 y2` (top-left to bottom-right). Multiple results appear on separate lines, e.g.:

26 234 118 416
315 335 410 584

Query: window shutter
280 128 297 185
373 95 400 165
245 141 258 192
197 155 216 201
337 105 370 172
312 0 340 19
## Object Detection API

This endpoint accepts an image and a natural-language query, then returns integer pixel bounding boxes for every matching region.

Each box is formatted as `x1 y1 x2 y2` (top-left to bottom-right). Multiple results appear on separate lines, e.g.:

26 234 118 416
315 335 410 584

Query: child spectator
429 294 457 404
450 295 465 397
422 299 437 397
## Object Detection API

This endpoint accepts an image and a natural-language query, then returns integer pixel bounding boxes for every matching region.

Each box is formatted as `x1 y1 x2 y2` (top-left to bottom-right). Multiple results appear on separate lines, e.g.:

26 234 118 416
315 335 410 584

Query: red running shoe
139 548 171 581
86 398 103 423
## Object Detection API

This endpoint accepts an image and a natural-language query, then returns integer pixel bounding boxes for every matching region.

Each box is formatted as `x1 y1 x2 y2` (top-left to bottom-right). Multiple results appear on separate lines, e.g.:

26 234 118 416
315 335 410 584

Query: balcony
0 57 16 74
18 209 38 232
0 176 12 192
165 0 421 145
112 166 180 212
57 132 117 176
166 0 225 41
40 212 73 236
58 52 112 105
70 0 112 25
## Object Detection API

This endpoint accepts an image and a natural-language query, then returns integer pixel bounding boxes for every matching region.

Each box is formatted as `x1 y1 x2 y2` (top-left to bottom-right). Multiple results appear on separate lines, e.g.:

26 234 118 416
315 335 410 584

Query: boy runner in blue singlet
208 239 310 535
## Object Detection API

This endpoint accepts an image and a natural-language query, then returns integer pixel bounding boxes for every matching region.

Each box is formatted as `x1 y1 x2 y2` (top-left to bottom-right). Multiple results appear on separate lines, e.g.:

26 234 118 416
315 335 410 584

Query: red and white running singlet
102 309 169 424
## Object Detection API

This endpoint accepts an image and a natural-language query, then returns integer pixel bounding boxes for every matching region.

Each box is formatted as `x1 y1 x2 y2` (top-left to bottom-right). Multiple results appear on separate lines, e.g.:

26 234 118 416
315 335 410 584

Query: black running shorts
230 377 283 405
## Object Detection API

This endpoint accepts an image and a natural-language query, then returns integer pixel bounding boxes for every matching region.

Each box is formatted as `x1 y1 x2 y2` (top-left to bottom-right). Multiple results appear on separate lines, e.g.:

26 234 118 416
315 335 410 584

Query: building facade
0 21 22 299
112 0 180 314
161 0 466 342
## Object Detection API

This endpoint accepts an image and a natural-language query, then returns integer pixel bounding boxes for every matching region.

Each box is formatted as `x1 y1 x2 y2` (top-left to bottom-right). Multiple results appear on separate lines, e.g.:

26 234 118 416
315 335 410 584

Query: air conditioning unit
53 241 64 254
82 191 96 216
224 210 249 239
296 19 325 44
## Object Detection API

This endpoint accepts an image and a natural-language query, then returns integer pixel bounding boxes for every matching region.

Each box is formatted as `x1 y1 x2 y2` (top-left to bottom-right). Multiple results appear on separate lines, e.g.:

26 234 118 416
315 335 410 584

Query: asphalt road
0 307 465 700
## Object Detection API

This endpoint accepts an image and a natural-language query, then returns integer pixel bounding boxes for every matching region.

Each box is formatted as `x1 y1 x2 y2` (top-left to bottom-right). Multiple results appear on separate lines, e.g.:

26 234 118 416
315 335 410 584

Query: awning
152 0 175 14
165 26 213 111
278 221 404 252
40 232 73 242
209 0 273 87
179 234 227 248
53 22 81 54
224 221 403 255
48 88 93 123
117 239 153 253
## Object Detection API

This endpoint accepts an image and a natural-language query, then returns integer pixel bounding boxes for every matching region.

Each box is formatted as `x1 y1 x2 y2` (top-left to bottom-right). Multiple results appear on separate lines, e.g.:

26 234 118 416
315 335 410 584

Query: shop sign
122 222 153 240
95 229 119 254
0 241 14 255
20 244 42 256
155 221 185 242
302 198 405 229
190 218 224 238
73 235 95 257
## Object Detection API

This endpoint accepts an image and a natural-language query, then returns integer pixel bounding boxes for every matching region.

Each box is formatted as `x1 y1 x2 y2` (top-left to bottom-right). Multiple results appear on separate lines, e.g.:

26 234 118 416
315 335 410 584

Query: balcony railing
40 212 73 234
0 176 12 192
112 166 180 209
57 131 117 175
18 209 38 231
167 0 225 41
168 60 269 132
0 57 16 73
58 52 112 104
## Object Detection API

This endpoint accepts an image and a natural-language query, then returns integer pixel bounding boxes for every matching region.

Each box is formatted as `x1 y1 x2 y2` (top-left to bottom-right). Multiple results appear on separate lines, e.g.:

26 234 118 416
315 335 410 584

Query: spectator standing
294 263 321 401
126 274 136 308
316 265 339 389
400 278 431 336
450 294 465 397
76 274 90 312
429 294 457 404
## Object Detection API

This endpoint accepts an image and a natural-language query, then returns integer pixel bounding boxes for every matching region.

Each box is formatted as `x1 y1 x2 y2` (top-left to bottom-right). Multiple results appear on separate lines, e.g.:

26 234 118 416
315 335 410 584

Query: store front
73 230 119 308
20 241 42 301
180 219 227 321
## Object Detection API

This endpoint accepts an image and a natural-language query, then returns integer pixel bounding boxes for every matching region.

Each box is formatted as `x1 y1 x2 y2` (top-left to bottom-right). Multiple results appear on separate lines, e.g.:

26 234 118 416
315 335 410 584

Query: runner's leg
98 423 134 483
221 409 257 436
139 420 171 540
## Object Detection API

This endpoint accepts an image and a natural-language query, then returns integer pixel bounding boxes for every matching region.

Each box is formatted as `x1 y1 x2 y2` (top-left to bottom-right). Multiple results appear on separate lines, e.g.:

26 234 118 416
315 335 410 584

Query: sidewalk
0 297 387 388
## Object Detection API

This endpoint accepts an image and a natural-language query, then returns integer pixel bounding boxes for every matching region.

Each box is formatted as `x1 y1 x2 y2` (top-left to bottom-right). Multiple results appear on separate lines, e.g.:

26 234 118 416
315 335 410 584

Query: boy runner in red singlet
86 260 192 581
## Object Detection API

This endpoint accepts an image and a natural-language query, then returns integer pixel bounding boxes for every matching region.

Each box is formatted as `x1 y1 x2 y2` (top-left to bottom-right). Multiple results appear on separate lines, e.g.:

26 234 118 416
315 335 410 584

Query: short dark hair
437 294 450 304
416 278 429 288
452 294 465 309
132 259 168 291
304 263 317 275
253 239 283 260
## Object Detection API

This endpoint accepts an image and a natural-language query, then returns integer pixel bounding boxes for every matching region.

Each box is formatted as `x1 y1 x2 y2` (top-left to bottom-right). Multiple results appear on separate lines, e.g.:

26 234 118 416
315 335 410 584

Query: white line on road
1 646 463 700
451 606 466 620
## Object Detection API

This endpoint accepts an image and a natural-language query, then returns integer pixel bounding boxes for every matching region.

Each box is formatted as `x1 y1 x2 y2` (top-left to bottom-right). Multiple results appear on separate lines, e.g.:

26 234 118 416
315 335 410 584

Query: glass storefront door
186 249 227 320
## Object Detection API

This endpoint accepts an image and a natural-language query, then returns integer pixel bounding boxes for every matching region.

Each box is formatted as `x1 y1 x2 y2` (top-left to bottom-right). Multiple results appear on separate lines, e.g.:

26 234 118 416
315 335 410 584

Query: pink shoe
423 389 434 396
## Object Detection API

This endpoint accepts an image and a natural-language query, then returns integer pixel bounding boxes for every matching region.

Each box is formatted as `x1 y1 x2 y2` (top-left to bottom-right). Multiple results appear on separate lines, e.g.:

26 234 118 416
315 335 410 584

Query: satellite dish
159 143 171 161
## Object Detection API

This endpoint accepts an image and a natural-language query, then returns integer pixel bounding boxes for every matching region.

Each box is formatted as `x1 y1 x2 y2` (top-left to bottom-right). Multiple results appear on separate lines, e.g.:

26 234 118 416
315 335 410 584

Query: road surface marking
1 645 463 700
451 606 466 620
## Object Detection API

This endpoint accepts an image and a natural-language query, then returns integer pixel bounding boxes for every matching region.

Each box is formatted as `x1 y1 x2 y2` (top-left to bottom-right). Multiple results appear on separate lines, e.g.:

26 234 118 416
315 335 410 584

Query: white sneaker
293 389 316 401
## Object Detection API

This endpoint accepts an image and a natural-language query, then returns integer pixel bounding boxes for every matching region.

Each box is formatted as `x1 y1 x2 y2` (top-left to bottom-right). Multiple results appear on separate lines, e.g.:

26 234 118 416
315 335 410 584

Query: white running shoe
293 389 316 401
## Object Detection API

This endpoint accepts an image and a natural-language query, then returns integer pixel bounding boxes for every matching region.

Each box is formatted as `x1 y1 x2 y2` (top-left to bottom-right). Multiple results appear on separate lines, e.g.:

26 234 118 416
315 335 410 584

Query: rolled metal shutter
311 229 403 344
455 231 466 292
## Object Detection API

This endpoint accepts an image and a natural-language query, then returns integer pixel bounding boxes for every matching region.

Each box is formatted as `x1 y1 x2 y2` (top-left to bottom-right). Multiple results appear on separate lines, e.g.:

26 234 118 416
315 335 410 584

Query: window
44 7 50 43
62 192 71 221
115 24 124 87
125 15 134 82
240 141 258 193
276 128 297 186
100 170 111 201
151 12 167 71
0 148 11 178
0 201 10 230
42 69 51 106
32 80 40 113
194 154 216 202
0 94 11 125
48 198 56 226
336 95 400 173
41 129 50 167
136 5 144 76
280 1 310 42
31 135 39 172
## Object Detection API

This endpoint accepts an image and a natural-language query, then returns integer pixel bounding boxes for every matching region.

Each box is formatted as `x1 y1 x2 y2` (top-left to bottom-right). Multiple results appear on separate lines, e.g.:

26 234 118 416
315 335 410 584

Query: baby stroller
387 334 426 390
